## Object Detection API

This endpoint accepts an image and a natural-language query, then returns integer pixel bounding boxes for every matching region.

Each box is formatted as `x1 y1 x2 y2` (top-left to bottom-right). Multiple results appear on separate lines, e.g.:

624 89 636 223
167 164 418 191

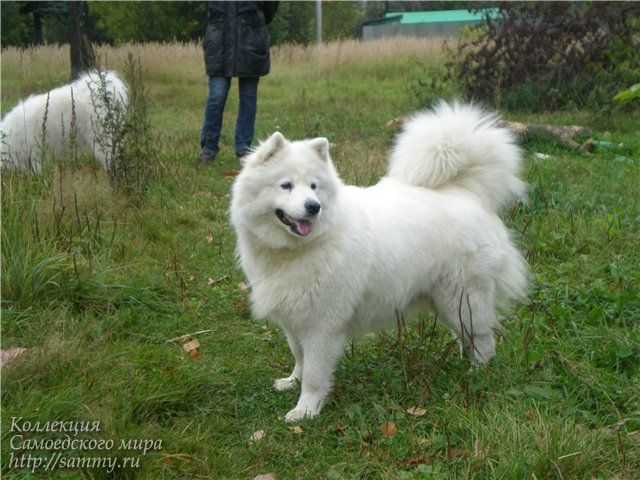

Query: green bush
450 3 640 111
614 84 640 105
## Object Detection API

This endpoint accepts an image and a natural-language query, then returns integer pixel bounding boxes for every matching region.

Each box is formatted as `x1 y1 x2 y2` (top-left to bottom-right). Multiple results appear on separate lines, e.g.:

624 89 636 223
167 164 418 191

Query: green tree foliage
1 1 374 47
269 1 368 45
90 1 207 44
1 1 32 46
2 1 500 48
269 1 315 45
323 1 367 40
90 1 369 46
1 1 68 46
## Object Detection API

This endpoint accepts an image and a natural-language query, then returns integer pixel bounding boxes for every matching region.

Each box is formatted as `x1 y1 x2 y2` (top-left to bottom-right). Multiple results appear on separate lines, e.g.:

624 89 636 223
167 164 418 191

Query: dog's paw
284 406 317 423
273 376 298 392
468 333 496 366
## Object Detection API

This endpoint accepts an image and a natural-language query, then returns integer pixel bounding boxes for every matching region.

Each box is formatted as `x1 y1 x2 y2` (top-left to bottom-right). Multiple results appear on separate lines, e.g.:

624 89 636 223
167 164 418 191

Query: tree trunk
69 1 96 81
33 11 44 45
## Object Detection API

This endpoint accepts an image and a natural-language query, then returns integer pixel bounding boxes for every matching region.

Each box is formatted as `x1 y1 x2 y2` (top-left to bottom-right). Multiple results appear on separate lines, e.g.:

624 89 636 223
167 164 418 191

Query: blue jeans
200 76 259 156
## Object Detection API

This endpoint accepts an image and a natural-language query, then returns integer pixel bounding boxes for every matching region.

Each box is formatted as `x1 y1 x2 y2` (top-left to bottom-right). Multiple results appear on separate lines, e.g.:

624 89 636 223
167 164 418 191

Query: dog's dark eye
280 182 293 190
310 183 317 190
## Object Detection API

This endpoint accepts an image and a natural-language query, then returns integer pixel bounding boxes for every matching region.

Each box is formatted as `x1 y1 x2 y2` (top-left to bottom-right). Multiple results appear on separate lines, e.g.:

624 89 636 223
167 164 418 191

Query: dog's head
231 132 342 249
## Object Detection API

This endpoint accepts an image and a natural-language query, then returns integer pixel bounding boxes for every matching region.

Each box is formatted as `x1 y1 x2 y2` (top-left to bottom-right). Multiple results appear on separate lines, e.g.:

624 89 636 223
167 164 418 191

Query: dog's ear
308 137 330 162
254 132 286 163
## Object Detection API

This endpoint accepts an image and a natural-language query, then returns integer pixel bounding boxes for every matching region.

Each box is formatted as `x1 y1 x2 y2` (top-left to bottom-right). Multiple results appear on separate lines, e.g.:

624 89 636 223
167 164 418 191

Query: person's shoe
198 148 216 166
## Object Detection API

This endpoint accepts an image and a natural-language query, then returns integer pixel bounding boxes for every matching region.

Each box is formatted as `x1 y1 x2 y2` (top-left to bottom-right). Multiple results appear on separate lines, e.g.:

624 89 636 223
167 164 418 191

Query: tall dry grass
272 37 448 69
1 37 447 98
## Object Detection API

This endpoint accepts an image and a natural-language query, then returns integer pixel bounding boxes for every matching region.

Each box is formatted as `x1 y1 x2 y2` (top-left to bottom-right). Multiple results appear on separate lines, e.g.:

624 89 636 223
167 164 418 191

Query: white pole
316 0 322 45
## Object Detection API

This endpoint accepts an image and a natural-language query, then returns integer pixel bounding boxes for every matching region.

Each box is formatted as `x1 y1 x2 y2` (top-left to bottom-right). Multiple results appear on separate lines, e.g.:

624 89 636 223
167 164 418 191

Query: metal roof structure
379 9 499 25
361 9 500 41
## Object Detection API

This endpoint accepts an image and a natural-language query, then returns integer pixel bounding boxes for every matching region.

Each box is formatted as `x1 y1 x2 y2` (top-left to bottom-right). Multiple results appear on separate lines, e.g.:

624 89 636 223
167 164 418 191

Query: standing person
200 1 279 166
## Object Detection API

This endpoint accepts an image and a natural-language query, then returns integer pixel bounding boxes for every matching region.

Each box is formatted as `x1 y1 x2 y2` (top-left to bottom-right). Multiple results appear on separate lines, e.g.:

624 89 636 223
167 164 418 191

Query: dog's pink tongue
296 220 312 236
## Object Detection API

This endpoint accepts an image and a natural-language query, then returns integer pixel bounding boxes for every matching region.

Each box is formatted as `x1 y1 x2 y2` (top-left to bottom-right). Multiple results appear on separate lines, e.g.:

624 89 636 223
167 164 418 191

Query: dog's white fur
1 70 128 173
231 101 528 422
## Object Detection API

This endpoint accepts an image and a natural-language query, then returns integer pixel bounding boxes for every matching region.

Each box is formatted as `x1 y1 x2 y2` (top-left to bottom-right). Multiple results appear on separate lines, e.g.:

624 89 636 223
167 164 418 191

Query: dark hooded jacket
203 1 278 78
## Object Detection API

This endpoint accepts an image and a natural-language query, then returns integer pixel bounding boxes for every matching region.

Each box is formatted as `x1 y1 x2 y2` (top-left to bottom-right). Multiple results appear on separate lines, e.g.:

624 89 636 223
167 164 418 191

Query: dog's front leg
284 331 345 423
274 330 303 391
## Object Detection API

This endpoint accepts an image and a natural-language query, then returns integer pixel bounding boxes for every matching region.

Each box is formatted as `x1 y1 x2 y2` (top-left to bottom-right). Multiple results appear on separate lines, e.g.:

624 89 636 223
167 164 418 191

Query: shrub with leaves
90 54 159 197
614 83 640 105
450 2 640 110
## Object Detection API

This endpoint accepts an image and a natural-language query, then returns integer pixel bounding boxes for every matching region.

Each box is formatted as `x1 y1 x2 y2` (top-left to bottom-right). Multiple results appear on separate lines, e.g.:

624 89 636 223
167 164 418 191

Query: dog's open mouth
275 209 313 237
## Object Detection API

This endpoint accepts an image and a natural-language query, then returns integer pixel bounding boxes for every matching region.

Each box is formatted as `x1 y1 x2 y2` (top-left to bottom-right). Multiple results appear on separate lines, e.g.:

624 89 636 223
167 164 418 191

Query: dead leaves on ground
380 421 397 437
181 338 201 359
250 430 266 443
166 330 214 360
376 406 426 439
406 406 427 417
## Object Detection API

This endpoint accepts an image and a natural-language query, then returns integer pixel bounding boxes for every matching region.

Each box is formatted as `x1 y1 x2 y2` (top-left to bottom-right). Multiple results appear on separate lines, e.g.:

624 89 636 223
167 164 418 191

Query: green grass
1 42 639 479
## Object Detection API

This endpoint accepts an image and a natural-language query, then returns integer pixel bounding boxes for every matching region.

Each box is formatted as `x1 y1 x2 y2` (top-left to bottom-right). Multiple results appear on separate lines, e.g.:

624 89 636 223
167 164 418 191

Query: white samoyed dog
1 70 128 173
230 102 528 422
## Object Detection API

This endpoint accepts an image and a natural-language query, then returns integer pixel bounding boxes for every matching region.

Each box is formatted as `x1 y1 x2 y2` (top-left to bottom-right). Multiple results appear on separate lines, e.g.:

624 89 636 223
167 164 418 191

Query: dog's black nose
304 200 321 216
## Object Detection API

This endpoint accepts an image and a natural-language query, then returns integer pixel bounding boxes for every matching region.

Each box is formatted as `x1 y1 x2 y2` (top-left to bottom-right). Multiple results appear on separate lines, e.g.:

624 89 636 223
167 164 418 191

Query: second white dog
231 101 529 422
1 70 128 173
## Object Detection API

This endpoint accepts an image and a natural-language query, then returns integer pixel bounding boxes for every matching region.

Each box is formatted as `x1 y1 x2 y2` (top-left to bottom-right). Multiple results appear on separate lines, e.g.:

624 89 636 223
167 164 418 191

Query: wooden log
385 116 593 151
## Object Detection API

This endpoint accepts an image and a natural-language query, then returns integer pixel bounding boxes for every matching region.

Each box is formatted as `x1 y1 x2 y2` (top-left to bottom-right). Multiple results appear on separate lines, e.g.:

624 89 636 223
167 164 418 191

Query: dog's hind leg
432 282 498 365
284 331 346 422
274 330 303 392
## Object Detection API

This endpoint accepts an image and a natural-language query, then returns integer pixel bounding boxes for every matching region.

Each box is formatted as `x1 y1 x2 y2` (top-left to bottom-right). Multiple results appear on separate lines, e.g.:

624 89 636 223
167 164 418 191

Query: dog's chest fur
240 231 371 332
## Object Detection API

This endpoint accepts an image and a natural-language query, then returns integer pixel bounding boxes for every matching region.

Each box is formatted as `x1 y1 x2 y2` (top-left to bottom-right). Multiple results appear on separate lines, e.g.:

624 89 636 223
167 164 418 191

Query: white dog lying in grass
230 102 529 422
0 70 127 173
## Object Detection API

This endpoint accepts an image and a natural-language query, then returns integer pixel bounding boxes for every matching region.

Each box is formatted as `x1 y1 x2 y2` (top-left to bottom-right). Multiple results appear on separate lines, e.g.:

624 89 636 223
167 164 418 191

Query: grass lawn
1 40 639 479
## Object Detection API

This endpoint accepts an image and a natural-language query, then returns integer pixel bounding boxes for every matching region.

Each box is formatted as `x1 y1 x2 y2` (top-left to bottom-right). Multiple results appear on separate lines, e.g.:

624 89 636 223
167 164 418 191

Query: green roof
384 9 499 25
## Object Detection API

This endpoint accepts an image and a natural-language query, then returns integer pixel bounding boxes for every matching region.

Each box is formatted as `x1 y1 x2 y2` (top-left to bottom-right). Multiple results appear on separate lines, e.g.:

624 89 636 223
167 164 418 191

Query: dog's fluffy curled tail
387 101 525 212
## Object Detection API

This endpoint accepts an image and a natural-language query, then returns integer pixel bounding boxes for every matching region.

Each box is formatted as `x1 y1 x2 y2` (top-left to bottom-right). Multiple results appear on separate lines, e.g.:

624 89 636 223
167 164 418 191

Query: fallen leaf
182 339 200 353
380 421 397 437
238 282 249 292
223 170 240 177
254 474 276 480
206 232 214 243
406 406 427 417
250 430 266 442
289 426 303 434
189 349 201 359
0 348 28 368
